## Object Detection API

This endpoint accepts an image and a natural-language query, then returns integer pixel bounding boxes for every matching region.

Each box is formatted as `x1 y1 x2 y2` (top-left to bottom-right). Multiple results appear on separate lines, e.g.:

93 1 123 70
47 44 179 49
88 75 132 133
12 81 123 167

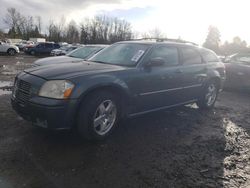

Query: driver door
133 45 184 113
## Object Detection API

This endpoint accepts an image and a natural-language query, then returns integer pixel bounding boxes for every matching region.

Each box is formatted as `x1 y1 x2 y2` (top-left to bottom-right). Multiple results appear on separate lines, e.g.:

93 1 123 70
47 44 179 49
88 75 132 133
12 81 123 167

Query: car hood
25 61 126 79
34 56 82 66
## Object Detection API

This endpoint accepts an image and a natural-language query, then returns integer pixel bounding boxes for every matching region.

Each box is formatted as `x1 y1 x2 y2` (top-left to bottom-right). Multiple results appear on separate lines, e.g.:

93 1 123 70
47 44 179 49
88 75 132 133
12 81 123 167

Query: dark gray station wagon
11 41 226 140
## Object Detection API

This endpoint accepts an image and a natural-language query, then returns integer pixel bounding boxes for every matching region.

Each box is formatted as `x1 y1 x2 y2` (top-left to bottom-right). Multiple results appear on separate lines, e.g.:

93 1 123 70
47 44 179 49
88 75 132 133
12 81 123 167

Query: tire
77 91 120 140
30 50 35 55
196 80 219 110
7 48 16 56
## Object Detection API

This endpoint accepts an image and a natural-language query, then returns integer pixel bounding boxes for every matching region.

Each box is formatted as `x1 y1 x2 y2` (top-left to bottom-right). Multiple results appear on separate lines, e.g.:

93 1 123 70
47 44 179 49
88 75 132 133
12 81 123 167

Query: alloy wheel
93 100 117 136
205 83 217 106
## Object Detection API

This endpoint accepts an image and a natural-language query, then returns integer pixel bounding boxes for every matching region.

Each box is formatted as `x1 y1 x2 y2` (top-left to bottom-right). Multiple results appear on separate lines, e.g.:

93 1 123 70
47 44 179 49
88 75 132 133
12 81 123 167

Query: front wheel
30 50 35 55
8 48 16 56
77 91 120 140
196 81 219 109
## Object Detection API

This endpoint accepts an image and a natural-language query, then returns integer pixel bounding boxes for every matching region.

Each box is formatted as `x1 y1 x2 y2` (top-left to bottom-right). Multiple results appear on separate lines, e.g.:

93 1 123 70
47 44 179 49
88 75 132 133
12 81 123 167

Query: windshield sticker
131 50 145 62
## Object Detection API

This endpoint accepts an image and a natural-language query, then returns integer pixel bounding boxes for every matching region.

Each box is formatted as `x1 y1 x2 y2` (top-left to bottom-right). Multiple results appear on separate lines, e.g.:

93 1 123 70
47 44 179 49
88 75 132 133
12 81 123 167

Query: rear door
178 47 207 102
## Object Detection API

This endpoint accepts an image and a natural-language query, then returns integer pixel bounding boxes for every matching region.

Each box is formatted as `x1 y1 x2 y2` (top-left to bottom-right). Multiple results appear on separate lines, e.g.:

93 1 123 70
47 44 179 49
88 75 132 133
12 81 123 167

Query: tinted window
45 43 53 48
201 50 219 62
182 48 202 65
36 43 44 48
148 46 179 66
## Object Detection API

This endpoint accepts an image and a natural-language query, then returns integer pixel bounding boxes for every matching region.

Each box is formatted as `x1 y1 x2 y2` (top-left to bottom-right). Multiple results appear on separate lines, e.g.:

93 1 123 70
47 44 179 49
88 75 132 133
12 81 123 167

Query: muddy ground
0 54 250 188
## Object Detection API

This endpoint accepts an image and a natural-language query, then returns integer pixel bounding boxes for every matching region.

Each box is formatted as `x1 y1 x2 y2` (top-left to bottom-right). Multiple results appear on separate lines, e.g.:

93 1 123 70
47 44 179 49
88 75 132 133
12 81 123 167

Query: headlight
39 80 74 99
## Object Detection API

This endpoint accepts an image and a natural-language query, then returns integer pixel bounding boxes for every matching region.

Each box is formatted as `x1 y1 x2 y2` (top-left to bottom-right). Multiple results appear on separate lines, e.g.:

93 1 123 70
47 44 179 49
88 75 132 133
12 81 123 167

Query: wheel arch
208 76 221 89
76 83 131 119
7 48 17 53
206 68 223 89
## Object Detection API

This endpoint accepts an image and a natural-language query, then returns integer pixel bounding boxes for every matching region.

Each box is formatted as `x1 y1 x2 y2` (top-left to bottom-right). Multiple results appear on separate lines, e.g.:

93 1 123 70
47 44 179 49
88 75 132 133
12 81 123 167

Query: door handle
175 69 183 73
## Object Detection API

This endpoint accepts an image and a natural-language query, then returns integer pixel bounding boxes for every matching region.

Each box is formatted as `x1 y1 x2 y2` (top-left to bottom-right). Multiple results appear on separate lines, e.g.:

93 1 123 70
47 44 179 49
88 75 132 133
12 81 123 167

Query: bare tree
36 16 42 33
66 20 79 43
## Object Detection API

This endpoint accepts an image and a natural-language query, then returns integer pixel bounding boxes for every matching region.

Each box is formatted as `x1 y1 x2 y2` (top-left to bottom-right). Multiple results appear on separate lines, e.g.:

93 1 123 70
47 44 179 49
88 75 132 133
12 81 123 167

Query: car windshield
89 43 150 66
67 46 103 59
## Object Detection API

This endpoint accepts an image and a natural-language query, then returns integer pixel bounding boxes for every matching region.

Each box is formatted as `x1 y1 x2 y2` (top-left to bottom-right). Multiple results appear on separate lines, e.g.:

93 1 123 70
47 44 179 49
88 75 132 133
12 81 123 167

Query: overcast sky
0 0 249 44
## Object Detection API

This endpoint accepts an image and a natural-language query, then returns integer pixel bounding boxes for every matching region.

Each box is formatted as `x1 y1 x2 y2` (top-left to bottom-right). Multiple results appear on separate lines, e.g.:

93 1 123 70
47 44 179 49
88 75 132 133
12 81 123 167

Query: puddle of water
0 81 13 95
1 61 32 75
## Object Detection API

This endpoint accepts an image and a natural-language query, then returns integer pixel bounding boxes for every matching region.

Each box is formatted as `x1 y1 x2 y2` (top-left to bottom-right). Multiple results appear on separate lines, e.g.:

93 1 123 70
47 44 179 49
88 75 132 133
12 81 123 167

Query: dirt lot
0 54 250 188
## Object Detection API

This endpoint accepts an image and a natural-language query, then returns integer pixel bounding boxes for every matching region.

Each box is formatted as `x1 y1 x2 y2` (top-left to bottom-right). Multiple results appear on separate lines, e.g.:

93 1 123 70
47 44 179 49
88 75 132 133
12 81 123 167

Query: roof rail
131 38 198 46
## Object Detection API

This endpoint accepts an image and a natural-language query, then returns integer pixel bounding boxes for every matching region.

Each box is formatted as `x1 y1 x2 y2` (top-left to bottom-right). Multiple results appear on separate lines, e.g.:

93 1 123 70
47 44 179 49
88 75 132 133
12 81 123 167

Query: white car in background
16 41 35 51
0 41 20 55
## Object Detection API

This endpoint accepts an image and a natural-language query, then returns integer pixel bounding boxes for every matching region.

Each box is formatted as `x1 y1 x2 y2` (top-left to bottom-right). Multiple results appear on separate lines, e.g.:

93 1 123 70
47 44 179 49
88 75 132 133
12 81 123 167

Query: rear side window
201 50 219 62
181 48 202 65
148 46 179 66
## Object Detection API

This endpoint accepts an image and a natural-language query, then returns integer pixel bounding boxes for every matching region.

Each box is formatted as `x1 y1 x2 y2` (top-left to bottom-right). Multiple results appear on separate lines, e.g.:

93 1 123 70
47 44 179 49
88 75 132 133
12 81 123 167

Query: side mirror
147 57 165 67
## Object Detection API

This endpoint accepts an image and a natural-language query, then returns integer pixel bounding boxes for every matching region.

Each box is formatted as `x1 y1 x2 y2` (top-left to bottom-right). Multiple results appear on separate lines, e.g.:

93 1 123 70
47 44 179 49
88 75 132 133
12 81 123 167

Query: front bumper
11 96 78 130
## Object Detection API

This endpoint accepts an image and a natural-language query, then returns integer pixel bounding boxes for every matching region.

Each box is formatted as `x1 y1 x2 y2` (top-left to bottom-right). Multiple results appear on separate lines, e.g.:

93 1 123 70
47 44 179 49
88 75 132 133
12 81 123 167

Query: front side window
37 43 44 48
148 46 179 66
90 43 151 66
181 48 202 65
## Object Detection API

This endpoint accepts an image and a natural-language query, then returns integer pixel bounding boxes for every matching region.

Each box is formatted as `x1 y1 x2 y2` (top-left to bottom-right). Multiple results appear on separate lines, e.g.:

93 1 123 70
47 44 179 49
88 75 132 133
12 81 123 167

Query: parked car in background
224 53 250 90
24 42 60 55
16 41 34 51
12 41 225 140
0 41 20 55
33 45 107 66
50 45 78 56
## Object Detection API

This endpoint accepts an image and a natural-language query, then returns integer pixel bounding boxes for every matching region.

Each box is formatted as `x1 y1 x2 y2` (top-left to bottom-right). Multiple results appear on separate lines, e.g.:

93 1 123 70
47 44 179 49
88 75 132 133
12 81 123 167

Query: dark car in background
11 41 225 140
33 45 107 66
224 53 250 90
24 42 60 55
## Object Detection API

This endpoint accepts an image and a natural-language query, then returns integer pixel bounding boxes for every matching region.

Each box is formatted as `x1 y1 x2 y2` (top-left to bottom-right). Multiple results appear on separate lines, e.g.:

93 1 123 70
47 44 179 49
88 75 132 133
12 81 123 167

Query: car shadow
17 104 227 188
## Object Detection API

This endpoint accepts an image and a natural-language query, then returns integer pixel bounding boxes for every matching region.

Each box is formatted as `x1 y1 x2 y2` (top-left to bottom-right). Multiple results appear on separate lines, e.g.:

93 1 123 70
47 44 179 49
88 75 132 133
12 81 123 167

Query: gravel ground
0 54 250 188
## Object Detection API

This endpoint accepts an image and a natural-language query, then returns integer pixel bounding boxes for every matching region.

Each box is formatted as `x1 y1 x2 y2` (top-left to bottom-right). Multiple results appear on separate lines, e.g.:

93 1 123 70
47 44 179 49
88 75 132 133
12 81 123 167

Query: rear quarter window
201 50 219 62
181 47 202 65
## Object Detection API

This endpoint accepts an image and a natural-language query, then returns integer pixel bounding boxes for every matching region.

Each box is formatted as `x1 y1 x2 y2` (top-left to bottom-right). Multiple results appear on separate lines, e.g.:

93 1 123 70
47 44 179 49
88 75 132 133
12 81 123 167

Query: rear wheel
197 80 219 109
7 48 16 56
77 91 120 140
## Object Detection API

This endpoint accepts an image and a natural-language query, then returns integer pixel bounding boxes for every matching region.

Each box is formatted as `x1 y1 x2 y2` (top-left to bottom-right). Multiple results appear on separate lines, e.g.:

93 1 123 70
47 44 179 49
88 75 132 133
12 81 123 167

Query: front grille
14 79 31 103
